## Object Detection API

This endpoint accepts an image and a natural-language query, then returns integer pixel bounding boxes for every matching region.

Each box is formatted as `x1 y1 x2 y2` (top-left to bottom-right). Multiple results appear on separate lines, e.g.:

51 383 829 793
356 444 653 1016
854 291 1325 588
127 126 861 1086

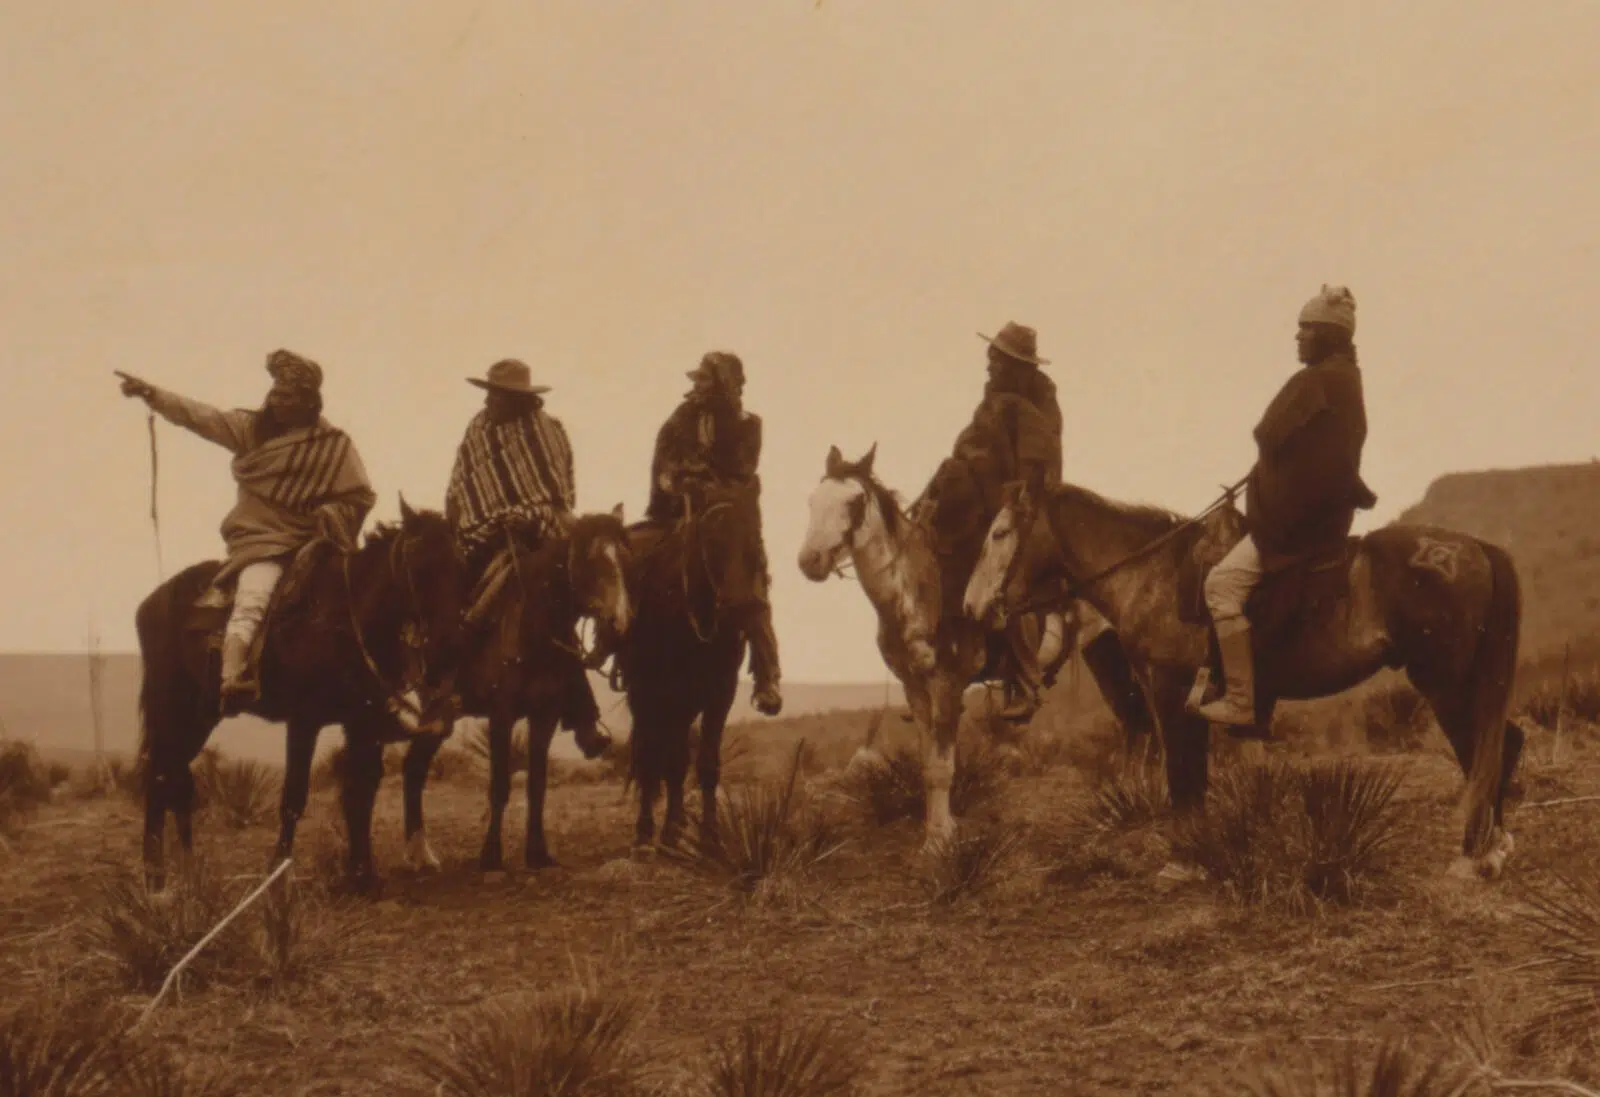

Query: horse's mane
1045 482 1187 534
829 465 906 537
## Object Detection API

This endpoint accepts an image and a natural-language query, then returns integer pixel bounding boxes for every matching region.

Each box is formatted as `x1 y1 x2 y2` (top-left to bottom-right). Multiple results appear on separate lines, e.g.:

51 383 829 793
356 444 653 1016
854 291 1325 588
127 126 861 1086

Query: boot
219 633 257 717
746 602 783 717
1195 619 1257 727
999 618 1043 722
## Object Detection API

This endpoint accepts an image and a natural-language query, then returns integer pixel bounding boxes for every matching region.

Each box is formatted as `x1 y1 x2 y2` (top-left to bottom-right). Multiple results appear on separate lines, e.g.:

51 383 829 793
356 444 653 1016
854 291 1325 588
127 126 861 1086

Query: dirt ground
3 710 1599 1096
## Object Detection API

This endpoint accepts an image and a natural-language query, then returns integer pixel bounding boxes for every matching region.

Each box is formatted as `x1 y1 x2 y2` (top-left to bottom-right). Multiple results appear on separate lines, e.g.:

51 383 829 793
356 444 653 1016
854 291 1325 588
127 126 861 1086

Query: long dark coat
1245 349 1377 568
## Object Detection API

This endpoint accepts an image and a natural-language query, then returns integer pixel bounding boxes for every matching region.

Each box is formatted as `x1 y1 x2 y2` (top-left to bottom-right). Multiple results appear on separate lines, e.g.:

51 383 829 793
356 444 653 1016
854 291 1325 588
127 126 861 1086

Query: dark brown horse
394 507 634 873
963 478 1525 880
614 480 762 850
134 499 470 892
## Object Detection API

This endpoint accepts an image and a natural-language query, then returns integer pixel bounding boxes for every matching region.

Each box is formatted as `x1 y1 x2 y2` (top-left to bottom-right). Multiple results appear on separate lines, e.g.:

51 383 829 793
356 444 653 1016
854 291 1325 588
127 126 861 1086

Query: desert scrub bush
250 874 382 997
408 973 650 1097
918 822 1029 909
1521 669 1600 731
192 749 279 829
1223 1035 1481 1097
699 1014 865 1097
839 736 1007 828
80 857 251 992
0 999 242 1097
1171 758 1406 914
669 742 845 904
1360 682 1435 753
1072 762 1169 832
0 739 54 834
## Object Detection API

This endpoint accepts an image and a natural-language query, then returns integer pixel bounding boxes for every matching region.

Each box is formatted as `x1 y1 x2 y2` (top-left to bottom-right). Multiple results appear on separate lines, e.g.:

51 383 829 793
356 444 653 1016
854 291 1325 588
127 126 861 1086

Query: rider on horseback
1191 285 1378 727
589 351 784 717
937 321 1067 721
445 358 608 755
118 350 377 715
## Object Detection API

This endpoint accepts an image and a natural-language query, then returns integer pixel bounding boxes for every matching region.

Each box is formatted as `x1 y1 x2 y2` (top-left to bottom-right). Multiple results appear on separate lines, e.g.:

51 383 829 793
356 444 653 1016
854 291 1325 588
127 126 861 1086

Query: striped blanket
446 408 576 549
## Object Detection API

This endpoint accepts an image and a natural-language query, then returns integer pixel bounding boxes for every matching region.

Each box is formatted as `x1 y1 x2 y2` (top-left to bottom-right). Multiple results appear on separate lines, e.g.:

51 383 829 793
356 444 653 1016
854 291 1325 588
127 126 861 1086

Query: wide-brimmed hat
467 358 550 395
266 348 323 392
687 350 745 388
977 322 1049 367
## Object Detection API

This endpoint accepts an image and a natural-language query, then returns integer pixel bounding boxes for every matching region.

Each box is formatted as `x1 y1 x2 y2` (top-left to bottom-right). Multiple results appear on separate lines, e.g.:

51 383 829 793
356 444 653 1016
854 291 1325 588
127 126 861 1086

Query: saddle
181 540 330 667
1183 525 1361 737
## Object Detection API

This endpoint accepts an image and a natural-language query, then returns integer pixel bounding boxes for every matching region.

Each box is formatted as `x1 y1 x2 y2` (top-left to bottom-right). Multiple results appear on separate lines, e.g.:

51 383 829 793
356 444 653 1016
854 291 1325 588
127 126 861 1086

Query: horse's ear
398 493 418 525
857 442 877 476
611 502 625 523
825 445 845 478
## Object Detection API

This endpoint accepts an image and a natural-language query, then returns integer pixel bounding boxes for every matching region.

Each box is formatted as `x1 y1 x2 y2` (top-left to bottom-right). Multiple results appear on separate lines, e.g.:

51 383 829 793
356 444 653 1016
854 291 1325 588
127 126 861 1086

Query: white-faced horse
797 443 1155 850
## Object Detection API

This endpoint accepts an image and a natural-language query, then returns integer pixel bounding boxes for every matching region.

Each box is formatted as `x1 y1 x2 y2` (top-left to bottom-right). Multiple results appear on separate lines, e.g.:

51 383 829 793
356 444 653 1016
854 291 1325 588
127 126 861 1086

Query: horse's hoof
406 833 442 873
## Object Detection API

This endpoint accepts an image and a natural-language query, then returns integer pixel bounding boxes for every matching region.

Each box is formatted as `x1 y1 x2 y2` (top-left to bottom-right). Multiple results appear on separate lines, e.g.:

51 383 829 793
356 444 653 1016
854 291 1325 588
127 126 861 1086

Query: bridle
815 473 909 582
679 492 735 642
342 527 452 727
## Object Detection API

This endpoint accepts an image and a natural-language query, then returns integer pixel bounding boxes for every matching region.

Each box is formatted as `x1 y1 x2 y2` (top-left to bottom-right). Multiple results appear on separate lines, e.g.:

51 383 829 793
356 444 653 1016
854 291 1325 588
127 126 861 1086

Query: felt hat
467 358 550 395
977 321 1050 367
687 350 745 388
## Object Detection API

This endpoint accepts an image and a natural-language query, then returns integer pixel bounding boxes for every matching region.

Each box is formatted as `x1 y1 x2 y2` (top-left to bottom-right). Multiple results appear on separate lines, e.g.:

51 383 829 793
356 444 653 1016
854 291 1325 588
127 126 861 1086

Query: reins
342 533 428 724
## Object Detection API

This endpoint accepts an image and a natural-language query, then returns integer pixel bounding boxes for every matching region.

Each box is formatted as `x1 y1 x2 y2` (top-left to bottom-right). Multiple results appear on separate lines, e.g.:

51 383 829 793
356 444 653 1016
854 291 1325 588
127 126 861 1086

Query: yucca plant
80 858 248 992
670 741 845 904
1227 1036 1482 1097
192 752 279 830
409 971 649 1097
918 823 1028 908
700 1015 865 1097
0 739 53 834
1173 758 1405 914
840 737 1007 828
1516 866 1600 1054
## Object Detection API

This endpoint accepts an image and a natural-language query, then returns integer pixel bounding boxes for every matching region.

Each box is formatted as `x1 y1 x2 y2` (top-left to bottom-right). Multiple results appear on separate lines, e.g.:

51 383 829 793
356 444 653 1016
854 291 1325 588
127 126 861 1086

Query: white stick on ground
132 858 294 1030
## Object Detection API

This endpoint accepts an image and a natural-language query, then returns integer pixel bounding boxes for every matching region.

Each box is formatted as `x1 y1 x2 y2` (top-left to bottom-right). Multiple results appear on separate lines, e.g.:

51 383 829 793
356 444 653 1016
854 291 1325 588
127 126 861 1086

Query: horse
394 506 634 873
614 478 766 851
961 477 1525 880
796 443 1157 852
133 498 471 893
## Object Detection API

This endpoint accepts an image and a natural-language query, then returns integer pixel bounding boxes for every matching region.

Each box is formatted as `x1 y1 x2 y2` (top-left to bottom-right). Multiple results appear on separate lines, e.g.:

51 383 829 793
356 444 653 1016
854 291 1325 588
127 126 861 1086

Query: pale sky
2 2 1597 683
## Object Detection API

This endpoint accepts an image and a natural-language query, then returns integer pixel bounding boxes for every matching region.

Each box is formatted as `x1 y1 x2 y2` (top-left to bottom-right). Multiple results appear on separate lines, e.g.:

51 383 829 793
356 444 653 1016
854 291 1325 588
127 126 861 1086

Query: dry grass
1172 757 1407 914
917 822 1029 908
835 735 1009 828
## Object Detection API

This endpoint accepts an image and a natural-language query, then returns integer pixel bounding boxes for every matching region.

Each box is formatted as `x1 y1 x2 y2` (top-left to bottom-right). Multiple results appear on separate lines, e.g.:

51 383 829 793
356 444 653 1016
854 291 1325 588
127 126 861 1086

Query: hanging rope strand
147 410 164 581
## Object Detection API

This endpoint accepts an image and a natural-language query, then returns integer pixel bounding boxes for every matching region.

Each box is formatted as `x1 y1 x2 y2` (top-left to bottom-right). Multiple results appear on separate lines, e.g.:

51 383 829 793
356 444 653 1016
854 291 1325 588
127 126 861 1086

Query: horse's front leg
478 708 514 873
273 718 321 869
401 732 446 872
695 647 742 850
524 710 559 869
921 670 962 852
338 730 386 895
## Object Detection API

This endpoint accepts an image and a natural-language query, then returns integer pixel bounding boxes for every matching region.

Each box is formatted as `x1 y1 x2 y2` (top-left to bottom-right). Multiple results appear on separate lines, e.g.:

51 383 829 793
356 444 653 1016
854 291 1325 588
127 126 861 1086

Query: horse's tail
1460 539 1522 856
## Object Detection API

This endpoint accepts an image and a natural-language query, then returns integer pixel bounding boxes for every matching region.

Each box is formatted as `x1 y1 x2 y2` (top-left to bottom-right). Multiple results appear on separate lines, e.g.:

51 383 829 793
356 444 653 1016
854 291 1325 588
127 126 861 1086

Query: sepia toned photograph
1 3 1597 1093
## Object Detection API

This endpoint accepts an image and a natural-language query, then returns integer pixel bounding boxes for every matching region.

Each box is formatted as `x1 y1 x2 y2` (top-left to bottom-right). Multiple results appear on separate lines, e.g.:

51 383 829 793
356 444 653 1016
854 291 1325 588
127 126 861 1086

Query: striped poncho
145 387 378 587
445 407 576 551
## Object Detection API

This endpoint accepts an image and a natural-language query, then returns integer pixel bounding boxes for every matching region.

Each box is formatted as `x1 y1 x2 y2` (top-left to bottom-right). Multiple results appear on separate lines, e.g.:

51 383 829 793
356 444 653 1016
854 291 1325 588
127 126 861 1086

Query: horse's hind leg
401 732 445 872
273 719 320 870
660 714 693 850
524 710 560 869
630 711 662 850
696 655 742 849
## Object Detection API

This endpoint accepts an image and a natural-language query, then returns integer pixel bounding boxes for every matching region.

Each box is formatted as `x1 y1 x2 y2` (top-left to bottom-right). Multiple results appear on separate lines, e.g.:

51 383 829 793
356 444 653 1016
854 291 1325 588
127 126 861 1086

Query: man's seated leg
743 569 783 717
1191 534 1263 727
560 647 611 758
221 559 285 716
999 614 1044 722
